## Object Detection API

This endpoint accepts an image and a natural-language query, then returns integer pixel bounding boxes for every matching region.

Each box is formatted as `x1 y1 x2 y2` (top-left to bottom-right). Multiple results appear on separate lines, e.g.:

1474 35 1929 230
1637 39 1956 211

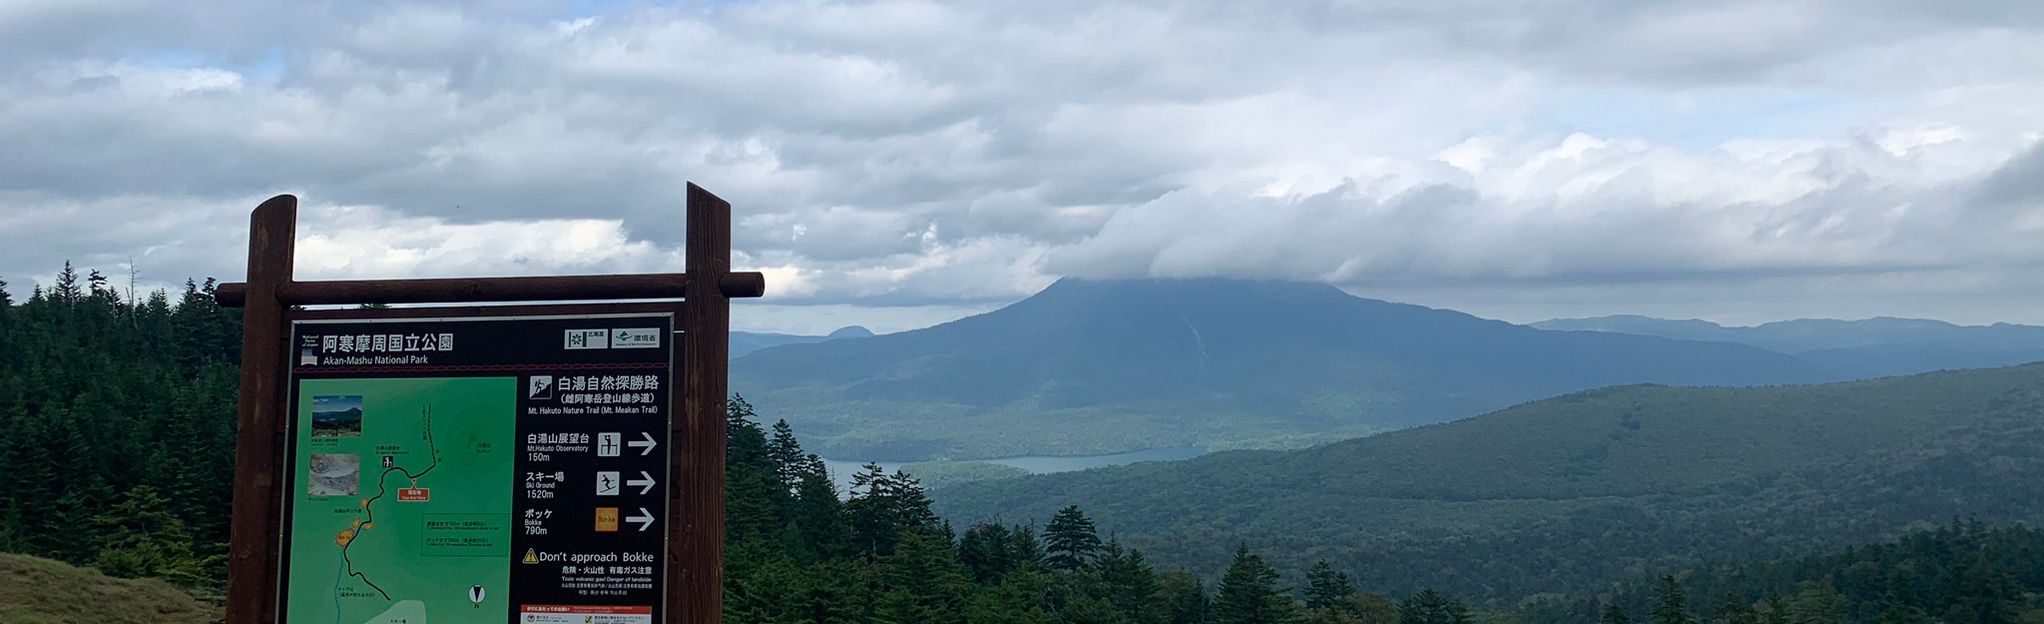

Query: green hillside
933 363 2044 604
0 553 218 624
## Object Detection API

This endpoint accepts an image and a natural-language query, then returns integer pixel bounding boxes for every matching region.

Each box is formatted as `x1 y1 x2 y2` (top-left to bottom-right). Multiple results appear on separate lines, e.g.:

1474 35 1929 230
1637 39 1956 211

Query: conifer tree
1304 559 1357 611
1710 593 1758 624
1603 604 1634 624
1160 568 1211 624
1043 505 1103 571
1402 590 1457 624
1008 524 1045 573
1760 594 1791 624
1651 575 1695 624
878 528 970 622
1213 544 1303 624
765 419 806 491
1788 582 1843 624
959 523 1019 584
89 485 201 585
723 397 786 543
1098 539 1164 623
787 454 847 561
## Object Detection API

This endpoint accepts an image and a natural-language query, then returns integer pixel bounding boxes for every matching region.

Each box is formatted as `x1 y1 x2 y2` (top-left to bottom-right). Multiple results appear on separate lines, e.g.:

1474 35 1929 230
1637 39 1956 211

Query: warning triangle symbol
522 548 539 565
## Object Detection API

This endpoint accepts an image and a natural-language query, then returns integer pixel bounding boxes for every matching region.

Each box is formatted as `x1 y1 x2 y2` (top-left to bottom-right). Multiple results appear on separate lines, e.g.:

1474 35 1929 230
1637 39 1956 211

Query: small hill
932 363 2044 604
733 277 1826 459
731 326 874 358
1535 315 2044 378
827 325 875 339
0 553 217 624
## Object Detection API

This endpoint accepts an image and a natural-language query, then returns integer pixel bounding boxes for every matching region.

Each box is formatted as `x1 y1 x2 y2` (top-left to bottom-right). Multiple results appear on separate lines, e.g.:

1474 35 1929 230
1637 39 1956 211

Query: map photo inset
307 454 360 497
312 395 365 437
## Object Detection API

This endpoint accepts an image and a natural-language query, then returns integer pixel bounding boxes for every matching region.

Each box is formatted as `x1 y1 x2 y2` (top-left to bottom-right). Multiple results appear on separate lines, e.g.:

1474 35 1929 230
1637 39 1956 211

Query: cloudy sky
3 0 2042 332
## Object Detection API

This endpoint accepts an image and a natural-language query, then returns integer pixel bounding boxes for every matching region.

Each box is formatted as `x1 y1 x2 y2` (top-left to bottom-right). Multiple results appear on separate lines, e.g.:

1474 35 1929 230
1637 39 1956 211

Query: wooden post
675 183 731 623
226 195 296 624
217 186 754 623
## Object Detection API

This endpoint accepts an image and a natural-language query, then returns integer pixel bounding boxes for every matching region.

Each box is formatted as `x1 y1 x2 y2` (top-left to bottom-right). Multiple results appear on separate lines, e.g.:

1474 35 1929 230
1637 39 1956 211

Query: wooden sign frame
217 183 762 624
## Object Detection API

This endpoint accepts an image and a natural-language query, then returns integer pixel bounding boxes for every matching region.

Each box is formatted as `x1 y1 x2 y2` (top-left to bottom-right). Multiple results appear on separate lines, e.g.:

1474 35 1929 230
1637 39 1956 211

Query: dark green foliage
1398 589 1471 624
1650 576 1695 624
0 266 240 591
1213 545 1303 624
1523 522 2044 624
90 485 205 585
713 401 1348 623
1603 604 1633 624
1044 505 1103 571
1707 593 1757 624
938 363 2044 605
1304 560 1356 611
1098 539 1165 623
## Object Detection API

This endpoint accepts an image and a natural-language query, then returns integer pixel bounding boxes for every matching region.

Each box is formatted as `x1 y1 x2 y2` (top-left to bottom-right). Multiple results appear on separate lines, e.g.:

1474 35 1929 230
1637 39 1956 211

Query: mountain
1535 315 2044 378
731 278 1827 460
931 363 2044 605
731 325 873 359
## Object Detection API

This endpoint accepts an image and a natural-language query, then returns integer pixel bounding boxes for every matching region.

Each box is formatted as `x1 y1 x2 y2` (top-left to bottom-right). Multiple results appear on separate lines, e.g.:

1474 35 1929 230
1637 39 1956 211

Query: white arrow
628 432 658 456
626 471 656 495
627 508 655 532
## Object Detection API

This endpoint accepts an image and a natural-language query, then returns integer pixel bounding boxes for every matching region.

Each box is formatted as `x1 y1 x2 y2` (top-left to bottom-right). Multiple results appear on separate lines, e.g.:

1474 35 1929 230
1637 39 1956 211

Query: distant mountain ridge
732 278 1829 459
731 325 873 359
1535 315 2044 378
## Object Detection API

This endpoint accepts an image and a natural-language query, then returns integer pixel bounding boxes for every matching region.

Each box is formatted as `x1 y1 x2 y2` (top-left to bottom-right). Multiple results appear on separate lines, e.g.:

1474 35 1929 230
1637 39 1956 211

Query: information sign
279 312 675 624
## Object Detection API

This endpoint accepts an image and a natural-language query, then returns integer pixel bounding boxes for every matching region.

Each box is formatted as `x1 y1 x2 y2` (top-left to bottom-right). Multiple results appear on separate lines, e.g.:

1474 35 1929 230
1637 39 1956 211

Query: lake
821 447 1207 493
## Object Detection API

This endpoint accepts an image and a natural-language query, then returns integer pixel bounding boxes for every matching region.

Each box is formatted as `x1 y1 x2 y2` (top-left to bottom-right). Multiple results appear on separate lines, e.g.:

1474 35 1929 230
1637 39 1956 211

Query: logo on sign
528 375 554 400
611 328 661 349
594 507 620 532
564 329 610 350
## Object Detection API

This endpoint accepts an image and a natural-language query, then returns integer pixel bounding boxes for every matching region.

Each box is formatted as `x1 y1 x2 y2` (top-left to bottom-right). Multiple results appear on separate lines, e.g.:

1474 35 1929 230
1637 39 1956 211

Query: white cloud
2 0 2043 331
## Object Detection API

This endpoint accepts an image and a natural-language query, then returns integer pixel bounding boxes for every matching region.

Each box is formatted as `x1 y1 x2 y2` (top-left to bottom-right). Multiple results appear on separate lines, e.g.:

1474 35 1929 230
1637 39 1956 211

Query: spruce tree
1603 604 1634 624
1008 524 1045 573
1651 575 1695 624
1213 544 1303 624
1160 568 1211 624
1304 559 1357 611
1711 593 1758 624
1760 594 1791 624
89 485 201 584
723 396 795 546
787 454 847 561
878 528 969 622
1098 539 1164 623
1043 505 1103 571
959 523 1018 584
766 419 806 491
1788 582 1843 624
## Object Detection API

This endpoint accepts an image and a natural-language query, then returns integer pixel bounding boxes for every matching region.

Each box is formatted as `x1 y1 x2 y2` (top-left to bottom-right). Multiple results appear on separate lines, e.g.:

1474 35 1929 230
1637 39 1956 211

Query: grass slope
0 553 216 624
933 363 2044 604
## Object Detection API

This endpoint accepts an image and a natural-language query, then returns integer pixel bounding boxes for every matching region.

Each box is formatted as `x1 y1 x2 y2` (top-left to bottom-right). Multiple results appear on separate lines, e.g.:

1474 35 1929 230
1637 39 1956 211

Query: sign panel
280 312 674 624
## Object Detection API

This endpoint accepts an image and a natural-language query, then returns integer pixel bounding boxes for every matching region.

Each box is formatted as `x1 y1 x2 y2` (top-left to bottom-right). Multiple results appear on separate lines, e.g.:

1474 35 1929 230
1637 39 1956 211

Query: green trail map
287 377 516 624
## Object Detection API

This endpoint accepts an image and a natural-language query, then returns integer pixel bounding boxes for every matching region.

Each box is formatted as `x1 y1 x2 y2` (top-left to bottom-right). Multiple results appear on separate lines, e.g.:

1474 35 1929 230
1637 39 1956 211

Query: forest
1 263 2042 622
